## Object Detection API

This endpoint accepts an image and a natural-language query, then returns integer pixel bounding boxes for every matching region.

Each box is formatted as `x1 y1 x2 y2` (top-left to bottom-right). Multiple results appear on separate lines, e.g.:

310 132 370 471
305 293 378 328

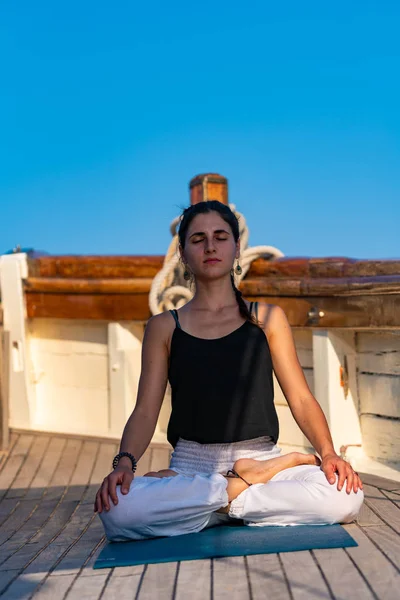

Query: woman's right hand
94 466 134 513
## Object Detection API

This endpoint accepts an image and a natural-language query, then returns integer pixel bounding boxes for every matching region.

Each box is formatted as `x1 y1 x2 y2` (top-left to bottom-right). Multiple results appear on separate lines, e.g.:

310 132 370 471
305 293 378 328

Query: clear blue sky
1 1 399 259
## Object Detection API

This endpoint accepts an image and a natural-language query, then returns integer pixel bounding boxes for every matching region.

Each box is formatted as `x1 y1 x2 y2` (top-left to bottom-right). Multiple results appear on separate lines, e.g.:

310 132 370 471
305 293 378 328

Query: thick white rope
149 203 284 315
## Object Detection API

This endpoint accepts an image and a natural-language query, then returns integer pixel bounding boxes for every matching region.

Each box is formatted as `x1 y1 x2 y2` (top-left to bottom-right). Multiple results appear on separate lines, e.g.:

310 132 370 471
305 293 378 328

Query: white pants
100 436 364 542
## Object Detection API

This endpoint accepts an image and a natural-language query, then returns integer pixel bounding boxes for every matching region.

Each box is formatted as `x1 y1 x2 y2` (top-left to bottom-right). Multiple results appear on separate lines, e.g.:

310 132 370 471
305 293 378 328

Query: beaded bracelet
112 452 137 472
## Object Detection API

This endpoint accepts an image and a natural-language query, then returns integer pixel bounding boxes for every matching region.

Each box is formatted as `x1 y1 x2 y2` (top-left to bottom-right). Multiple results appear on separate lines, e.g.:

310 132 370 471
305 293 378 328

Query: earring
183 267 191 281
235 262 242 275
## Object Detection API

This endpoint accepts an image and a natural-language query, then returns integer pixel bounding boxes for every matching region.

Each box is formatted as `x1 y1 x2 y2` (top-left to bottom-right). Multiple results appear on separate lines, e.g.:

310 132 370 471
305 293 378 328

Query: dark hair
178 200 260 326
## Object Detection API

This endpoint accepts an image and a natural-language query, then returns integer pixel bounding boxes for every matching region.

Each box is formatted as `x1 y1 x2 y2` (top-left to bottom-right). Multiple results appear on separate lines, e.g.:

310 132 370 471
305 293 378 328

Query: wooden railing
24 255 400 327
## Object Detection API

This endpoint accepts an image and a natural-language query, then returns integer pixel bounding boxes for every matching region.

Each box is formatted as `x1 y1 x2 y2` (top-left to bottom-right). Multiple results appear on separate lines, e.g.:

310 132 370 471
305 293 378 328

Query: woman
95 201 364 541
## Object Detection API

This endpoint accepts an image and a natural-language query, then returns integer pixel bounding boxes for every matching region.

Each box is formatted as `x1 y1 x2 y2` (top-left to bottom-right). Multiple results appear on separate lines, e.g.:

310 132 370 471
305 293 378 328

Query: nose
204 237 216 253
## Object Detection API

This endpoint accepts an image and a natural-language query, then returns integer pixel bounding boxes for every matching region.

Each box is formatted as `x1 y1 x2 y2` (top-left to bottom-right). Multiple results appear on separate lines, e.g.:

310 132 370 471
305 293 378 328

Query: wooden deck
0 432 399 600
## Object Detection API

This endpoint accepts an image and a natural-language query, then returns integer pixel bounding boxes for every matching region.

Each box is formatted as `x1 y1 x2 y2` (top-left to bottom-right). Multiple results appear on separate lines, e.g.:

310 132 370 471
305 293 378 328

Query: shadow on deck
0 431 399 599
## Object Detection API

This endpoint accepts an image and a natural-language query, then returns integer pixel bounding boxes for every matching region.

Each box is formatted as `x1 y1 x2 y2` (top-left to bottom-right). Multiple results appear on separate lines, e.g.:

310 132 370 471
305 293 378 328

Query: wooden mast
189 173 228 205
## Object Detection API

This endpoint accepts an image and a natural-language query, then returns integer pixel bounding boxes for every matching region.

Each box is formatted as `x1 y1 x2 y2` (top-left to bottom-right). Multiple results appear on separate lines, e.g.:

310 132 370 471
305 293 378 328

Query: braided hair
178 200 260 326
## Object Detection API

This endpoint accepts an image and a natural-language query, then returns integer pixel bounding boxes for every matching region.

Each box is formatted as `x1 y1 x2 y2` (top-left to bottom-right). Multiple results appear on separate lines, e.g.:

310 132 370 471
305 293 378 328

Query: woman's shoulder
255 302 289 336
144 310 176 344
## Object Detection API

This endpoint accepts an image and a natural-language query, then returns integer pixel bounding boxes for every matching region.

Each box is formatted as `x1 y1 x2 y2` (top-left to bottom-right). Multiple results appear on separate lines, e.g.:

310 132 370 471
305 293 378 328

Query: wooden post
312 330 362 452
189 173 228 205
0 330 10 450
0 254 34 429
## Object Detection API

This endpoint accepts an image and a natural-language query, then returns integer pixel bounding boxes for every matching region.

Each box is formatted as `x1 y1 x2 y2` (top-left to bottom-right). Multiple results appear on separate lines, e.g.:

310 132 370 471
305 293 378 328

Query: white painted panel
357 331 400 354
273 372 314 406
276 404 310 447
358 352 400 376
273 373 287 406
313 330 362 449
361 414 400 462
28 318 107 353
108 323 142 438
359 373 400 419
30 351 108 390
274 329 314 407
32 383 109 435
28 318 109 436
293 329 313 369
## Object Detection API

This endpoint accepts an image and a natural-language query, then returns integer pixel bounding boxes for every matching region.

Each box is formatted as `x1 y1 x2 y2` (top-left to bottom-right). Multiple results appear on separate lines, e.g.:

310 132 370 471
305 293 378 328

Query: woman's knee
314 475 365 524
99 482 153 541
335 487 364 523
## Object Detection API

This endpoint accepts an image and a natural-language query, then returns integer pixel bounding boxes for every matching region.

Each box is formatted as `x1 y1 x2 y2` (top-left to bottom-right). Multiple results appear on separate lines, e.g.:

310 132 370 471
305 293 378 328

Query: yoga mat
94 523 358 569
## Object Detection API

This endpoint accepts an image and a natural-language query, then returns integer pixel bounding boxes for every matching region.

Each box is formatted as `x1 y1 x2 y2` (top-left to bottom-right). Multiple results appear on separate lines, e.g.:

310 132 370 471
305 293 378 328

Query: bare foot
143 469 179 478
219 452 321 505
232 452 321 486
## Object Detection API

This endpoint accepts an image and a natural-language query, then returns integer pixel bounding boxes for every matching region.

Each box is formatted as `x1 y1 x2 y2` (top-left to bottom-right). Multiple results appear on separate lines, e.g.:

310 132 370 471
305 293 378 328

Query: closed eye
192 237 228 244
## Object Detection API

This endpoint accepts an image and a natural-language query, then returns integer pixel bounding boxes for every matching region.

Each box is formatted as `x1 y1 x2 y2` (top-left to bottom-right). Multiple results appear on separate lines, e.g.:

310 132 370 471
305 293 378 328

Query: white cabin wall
28 319 109 436
356 331 400 462
26 318 167 441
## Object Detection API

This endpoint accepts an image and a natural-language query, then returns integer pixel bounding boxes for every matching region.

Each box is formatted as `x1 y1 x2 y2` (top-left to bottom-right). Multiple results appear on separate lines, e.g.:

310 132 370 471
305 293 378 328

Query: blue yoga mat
94 523 358 569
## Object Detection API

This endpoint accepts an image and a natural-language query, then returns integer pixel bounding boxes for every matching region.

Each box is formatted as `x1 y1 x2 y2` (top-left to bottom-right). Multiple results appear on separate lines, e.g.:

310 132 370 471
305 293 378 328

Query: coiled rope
149 204 285 315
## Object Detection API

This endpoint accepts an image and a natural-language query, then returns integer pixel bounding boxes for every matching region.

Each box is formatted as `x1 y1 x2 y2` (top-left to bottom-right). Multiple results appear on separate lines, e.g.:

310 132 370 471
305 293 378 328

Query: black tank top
167 302 279 448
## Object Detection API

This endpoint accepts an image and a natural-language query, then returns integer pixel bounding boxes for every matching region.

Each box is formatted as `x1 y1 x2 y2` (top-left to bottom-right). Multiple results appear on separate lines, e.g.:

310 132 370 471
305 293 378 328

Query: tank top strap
249 301 259 319
170 309 181 329
254 301 259 320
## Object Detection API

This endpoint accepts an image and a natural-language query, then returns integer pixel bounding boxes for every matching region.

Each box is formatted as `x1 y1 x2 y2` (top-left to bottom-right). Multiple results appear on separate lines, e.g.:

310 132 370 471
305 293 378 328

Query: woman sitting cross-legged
95 200 364 541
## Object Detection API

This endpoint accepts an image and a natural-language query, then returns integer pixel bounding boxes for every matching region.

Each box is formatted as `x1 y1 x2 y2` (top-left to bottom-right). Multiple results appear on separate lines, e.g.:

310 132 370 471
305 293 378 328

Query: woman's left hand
320 453 363 494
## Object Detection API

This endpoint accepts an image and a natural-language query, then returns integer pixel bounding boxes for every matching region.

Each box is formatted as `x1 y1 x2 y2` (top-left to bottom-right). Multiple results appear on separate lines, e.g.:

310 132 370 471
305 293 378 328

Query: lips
204 259 221 263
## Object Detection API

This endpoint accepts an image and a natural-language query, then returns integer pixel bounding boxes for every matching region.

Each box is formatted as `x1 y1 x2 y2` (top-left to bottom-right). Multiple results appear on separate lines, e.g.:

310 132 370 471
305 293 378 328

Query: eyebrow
189 229 230 238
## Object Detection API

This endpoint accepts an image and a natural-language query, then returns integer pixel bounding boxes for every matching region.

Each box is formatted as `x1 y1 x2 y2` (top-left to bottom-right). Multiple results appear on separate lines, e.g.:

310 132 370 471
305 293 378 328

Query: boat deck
0 431 399 599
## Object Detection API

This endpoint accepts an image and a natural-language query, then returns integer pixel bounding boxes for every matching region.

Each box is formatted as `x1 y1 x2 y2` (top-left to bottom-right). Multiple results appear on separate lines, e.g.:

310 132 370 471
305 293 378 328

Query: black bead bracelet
112 452 137 472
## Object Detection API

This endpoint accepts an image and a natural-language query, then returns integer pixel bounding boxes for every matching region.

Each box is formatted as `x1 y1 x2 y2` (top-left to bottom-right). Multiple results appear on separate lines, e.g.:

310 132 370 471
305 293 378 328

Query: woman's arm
116 313 171 468
95 313 170 512
260 303 362 494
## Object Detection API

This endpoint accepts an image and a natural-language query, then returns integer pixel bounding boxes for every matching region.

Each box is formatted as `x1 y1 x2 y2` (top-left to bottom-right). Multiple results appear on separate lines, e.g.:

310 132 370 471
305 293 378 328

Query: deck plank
101 566 145 600
0 434 33 502
279 550 331 599
312 547 375 599
358 524 400 570
0 436 63 547
82 441 118 507
0 438 83 569
67 441 99 501
344 523 400 598
0 438 98 597
63 572 111 599
381 489 400 505
245 554 290 599
0 433 18 471
358 472 400 492
136 563 178 599
356 498 386 527
6 435 50 499
79 537 107 575
0 498 39 544
32 574 77 599
363 484 400 533
26 436 67 500
28 443 122 597
175 559 211 600
212 556 250 599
